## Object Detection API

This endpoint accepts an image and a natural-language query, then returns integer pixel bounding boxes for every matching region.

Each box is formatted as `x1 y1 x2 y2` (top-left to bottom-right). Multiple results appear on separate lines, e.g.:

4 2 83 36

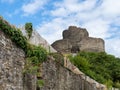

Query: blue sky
0 0 120 57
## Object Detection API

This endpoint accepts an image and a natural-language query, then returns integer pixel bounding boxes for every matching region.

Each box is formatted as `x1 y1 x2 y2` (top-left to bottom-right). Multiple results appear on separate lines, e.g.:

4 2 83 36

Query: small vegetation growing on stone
37 80 44 88
68 52 120 88
49 53 64 66
0 19 27 50
25 22 33 38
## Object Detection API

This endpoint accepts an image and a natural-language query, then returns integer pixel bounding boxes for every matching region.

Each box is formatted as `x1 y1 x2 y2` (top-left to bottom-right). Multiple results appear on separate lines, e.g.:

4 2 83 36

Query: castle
52 26 105 53
0 17 107 90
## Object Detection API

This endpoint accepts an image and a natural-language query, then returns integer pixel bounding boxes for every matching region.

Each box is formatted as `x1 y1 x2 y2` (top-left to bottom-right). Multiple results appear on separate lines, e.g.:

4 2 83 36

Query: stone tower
52 26 105 53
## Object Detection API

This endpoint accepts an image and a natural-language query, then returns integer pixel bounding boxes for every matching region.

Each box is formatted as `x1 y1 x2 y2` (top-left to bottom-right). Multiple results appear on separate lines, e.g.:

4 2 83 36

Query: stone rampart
52 26 105 53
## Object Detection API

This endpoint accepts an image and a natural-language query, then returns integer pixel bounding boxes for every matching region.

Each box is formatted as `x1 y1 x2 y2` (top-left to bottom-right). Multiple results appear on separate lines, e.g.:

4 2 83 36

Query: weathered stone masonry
0 30 25 90
52 26 105 53
0 19 106 90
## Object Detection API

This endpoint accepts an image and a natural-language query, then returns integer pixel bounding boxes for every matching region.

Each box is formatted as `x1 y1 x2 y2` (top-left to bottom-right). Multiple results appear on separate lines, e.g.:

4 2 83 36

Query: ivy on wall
0 17 47 65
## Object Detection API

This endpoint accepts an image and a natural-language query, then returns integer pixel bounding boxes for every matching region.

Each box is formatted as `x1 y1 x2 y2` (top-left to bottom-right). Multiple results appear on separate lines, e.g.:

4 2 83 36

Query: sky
0 0 120 57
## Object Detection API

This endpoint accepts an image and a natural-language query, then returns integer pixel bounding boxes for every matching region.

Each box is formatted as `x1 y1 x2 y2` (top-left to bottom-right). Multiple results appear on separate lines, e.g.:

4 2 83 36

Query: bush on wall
25 22 33 38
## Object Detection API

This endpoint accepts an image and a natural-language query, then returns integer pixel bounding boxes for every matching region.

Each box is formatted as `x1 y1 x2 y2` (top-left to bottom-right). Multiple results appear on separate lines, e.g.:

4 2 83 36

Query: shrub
37 80 44 88
114 81 120 88
26 44 47 64
69 55 91 71
25 23 33 38
68 51 120 88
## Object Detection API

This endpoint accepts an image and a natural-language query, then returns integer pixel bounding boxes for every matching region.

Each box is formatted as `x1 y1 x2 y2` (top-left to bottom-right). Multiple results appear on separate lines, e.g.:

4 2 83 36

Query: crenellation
52 26 105 53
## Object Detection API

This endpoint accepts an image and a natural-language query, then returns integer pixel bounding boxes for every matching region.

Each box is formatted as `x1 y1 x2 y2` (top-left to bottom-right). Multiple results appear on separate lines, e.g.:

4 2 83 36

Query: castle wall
38 56 106 90
52 26 105 53
52 39 72 53
0 31 25 90
63 26 89 45
0 30 36 90
79 37 105 52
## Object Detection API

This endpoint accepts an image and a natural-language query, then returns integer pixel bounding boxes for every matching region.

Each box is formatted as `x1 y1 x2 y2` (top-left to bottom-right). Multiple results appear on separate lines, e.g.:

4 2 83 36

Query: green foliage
0 18 27 50
26 44 47 64
69 55 91 71
23 59 39 74
49 53 64 66
37 80 44 88
68 51 120 88
113 81 120 88
25 23 33 38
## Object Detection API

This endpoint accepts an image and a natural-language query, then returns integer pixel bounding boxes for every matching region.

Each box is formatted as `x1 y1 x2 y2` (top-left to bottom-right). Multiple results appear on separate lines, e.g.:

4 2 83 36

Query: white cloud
82 19 110 39
106 38 120 57
51 7 68 17
51 0 97 17
1 0 14 3
100 0 120 17
36 18 67 43
36 0 120 57
22 0 48 15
